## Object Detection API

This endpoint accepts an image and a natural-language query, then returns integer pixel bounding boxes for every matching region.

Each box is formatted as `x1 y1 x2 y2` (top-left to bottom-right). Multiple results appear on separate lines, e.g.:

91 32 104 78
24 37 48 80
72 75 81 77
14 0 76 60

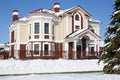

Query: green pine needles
99 0 120 74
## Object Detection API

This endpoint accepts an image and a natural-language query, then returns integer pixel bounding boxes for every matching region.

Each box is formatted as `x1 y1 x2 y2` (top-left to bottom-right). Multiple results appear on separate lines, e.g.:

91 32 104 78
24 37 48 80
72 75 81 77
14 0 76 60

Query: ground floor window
51 43 55 56
44 44 49 55
34 44 39 55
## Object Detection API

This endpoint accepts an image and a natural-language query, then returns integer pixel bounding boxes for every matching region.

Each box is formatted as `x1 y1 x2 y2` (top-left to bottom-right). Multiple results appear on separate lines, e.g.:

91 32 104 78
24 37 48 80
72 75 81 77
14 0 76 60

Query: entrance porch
64 29 101 59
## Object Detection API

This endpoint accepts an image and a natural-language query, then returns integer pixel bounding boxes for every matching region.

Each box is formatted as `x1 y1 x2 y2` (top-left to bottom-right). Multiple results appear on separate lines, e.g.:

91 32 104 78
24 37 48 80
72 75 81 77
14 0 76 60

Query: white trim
28 23 32 36
32 21 41 39
16 25 20 43
28 16 54 21
66 16 69 35
43 21 50 35
74 41 77 59
64 42 68 59
74 13 81 30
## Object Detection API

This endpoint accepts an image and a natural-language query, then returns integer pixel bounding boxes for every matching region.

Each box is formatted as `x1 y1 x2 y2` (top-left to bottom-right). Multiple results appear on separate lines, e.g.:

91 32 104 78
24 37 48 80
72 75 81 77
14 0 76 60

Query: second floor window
75 14 79 21
44 23 49 34
34 23 39 34
52 25 54 35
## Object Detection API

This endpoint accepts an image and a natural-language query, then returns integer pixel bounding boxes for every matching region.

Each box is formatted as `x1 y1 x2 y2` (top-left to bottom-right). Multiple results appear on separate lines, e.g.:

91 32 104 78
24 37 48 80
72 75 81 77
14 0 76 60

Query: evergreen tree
99 0 120 74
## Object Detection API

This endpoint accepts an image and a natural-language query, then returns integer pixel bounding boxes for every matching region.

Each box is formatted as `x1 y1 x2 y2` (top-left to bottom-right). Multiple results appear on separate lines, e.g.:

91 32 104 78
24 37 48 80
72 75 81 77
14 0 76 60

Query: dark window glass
44 23 49 34
34 44 39 54
44 44 49 55
52 25 54 35
75 14 79 21
34 23 39 33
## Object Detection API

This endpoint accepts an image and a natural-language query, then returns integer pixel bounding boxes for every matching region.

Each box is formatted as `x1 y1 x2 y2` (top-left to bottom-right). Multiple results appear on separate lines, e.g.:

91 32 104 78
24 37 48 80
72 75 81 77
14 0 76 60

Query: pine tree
99 0 120 74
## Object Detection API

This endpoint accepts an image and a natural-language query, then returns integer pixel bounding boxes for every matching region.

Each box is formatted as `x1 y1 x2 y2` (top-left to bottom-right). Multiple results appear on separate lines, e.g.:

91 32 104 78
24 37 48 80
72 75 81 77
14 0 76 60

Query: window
34 23 39 34
52 25 54 35
75 14 79 21
44 23 49 34
29 24 31 34
75 25 80 30
34 44 39 55
51 43 55 56
44 44 49 55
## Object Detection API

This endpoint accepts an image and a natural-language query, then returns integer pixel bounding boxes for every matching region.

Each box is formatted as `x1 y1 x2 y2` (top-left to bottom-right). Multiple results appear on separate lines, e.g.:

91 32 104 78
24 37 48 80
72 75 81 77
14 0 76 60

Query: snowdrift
0 59 104 75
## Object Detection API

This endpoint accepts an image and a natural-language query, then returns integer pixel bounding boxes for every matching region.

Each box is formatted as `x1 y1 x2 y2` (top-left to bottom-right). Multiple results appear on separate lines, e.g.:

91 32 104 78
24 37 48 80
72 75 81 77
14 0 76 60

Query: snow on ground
1 59 120 80
0 72 120 80
0 59 103 75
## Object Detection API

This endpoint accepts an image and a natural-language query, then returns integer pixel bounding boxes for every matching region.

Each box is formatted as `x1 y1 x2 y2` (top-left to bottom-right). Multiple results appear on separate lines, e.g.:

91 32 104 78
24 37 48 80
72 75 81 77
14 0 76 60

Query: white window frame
74 13 81 30
33 42 41 56
43 21 50 35
33 21 41 35
43 43 50 56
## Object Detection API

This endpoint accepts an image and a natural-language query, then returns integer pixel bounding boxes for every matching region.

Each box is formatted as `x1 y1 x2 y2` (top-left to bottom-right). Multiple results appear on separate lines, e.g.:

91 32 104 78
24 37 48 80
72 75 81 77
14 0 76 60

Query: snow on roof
89 18 101 24
66 29 100 40
99 41 104 47
68 29 86 38
19 17 27 21
29 5 91 17
29 8 66 17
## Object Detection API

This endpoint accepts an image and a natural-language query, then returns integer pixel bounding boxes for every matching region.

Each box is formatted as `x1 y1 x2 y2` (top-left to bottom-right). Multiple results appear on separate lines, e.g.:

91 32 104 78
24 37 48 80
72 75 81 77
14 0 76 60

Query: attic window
75 14 79 21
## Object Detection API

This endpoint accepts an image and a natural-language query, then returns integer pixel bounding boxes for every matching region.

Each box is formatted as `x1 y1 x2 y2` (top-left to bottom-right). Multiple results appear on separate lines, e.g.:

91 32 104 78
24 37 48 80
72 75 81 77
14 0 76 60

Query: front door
77 45 81 59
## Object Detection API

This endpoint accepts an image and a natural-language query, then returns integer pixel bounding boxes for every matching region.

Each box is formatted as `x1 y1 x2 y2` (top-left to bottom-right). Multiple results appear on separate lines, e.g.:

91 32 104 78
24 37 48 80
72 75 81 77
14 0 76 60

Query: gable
64 6 91 17
66 29 101 40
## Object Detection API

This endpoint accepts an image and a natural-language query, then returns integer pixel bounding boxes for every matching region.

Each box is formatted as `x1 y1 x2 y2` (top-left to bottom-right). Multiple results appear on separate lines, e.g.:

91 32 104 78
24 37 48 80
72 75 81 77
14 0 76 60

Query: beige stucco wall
20 24 28 42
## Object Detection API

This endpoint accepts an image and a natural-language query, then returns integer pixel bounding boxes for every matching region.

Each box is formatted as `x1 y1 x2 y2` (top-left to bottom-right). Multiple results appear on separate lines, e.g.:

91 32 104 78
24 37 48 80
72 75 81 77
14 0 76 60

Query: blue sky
0 0 114 43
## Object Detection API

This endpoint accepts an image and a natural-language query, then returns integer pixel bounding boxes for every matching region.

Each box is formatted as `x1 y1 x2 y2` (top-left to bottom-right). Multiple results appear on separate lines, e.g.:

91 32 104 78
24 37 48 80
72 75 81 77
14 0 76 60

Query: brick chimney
54 3 60 12
13 10 19 21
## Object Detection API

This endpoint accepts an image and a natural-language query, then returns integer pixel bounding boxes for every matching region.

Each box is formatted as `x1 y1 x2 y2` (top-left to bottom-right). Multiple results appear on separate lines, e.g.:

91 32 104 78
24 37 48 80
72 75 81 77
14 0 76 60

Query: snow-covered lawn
0 59 120 80
0 59 103 75
0 72 120 80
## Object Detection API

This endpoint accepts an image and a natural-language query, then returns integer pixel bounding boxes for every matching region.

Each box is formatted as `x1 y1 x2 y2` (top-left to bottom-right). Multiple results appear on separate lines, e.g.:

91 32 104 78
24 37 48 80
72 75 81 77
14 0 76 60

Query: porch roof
65 29 101 40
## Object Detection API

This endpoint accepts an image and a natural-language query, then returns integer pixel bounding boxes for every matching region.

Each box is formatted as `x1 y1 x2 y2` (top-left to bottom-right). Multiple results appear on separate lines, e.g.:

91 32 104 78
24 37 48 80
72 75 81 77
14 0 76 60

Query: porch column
74 41 77 59
94 40 98 57
97 40 100 57
64 42 68 59
86 40 89 57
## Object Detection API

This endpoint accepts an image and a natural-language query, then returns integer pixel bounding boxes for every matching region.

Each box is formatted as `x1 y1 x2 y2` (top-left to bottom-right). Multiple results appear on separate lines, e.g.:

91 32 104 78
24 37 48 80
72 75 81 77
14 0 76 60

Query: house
9 3 102 59
0 43 9 59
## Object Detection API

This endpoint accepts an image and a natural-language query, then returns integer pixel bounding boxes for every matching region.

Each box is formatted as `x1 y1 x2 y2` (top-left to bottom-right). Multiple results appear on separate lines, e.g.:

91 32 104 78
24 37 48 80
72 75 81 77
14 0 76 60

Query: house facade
9 3 102 59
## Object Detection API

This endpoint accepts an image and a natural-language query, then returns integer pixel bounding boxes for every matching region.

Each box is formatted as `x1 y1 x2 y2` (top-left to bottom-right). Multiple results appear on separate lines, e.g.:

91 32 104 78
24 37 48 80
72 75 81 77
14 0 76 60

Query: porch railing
11 50 102 59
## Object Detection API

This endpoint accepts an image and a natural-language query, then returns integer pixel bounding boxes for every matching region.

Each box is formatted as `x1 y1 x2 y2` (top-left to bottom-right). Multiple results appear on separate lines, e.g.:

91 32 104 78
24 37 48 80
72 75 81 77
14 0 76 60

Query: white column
94 43 97 51
86 40 89 56
66 16 69 35
74 41 77 59
65 42 68 59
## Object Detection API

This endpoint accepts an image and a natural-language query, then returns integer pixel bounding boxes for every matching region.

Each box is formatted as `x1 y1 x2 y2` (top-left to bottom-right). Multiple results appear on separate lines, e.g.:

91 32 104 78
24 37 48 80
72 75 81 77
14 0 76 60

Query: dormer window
75 14 79 21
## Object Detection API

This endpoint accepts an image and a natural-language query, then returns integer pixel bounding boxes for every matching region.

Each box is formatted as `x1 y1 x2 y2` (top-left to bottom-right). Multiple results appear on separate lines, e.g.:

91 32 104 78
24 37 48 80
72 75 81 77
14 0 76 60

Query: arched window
75 14 79 21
